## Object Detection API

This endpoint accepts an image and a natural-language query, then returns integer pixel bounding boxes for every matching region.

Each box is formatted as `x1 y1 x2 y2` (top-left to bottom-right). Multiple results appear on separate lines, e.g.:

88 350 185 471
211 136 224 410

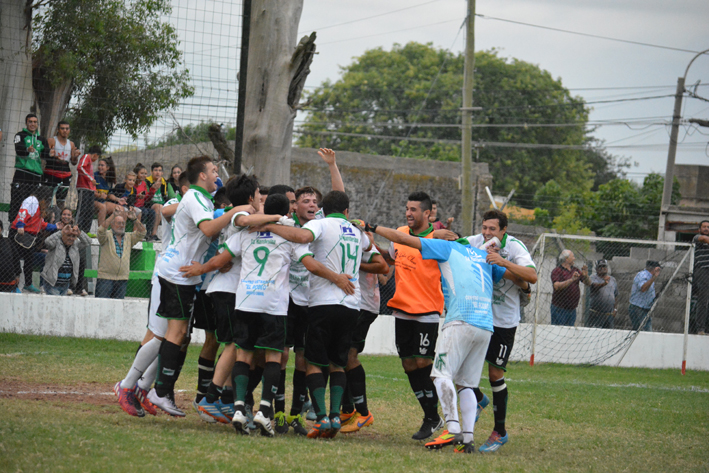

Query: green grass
1 333 708 472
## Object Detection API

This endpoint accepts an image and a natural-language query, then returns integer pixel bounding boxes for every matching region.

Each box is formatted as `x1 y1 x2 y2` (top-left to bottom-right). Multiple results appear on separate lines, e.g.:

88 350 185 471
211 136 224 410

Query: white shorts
431 321 492 388
147 274 167 338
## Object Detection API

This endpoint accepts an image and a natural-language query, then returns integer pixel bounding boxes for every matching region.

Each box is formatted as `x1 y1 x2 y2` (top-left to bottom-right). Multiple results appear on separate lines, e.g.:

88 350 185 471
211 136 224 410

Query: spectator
10 114 49 223
693 220 709 335
111 171 139 209
40 224 90 296
132 164 158 240
629 260 662 332
167 164 183 196
56 208 74 231
0 221 22 293
429 200 454 230
10 188 57 293
145 162 175 241
95 157 124 226
75 145 101 234
95 209 147 299
587 259 618 328
45 121 81 206
550 249 591 326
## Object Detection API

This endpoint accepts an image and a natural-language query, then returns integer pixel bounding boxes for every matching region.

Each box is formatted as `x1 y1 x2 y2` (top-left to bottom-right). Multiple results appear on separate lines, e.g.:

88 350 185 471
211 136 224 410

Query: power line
317 18 462 46
475 14 705 54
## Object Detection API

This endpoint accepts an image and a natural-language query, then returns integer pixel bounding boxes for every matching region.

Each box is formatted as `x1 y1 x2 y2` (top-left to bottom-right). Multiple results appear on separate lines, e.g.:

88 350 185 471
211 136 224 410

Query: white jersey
466 233 536 328
297 214 368 310
288 211 324 306
53 137 72 163
206 212 249 295
235 226 311 316
358 247 381 314
157 187 214 286
152 197 181 284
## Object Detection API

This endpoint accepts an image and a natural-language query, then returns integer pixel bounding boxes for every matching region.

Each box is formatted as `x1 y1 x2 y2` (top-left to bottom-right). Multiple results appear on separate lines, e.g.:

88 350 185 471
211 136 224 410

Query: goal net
512 233 694 366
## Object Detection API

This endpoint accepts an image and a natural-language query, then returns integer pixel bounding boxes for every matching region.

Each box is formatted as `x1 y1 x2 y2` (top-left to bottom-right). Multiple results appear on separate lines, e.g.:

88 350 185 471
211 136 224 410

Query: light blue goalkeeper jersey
419 238 506 332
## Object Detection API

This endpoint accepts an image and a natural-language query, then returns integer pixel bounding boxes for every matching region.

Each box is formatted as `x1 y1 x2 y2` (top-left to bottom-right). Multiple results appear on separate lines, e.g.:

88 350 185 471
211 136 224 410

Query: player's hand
219 261 233 273
318 148 336 165
486 251 506 267
350 219 365 230
333 273 355 295
432 229 457 241
179 261 203 278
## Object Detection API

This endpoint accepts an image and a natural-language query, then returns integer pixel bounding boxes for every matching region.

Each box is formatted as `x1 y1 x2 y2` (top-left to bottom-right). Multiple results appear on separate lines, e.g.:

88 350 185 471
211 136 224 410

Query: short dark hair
269 184 295 196
295 186 318 201
57 120 70 129
431 200 438 206
213 187 230 208
226 173 259 206
177 172 190 190
264 193 290 216
700 220 709 228
407 191 432 212
87 145 102 155
25 113 37 124
186 156 212 184
313 188 323 208
482 209 508 230
151 162 163 171
259 186 270 196
322 190 349 216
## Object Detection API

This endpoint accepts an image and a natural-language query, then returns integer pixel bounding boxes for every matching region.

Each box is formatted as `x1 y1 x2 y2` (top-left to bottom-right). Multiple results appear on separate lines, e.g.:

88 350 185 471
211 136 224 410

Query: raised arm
318 148 345 192
369 224 422 251
198 207 243 239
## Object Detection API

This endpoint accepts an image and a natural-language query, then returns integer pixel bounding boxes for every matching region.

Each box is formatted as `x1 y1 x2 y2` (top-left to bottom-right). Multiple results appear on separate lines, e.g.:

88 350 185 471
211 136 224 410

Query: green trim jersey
359 247 381 314
296 214 369 310
466 233 536 328
288 211 324 307
233 225 312 316
157 187 214 286
206 211 249 295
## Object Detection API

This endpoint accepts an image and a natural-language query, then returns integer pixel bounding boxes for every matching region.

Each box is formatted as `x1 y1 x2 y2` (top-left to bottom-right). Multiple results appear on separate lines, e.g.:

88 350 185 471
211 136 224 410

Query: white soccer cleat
253 411 275 437
147 388 185 417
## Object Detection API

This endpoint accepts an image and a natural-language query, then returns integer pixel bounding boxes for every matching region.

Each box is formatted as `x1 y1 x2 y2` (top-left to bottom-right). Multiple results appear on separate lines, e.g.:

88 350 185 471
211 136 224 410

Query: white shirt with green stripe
157 186 214 286
359 247 381 314
466 233 536 328
234 224 312 316
206 211 249 295
296 213 369 310
288 211 323 307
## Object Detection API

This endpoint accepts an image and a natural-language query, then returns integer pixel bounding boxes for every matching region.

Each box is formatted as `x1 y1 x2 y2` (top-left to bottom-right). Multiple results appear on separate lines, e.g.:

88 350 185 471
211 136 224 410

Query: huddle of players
113 151 538 451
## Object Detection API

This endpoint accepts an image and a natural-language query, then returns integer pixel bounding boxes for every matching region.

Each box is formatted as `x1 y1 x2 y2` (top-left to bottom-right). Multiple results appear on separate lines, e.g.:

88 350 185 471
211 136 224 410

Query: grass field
1 333 708 472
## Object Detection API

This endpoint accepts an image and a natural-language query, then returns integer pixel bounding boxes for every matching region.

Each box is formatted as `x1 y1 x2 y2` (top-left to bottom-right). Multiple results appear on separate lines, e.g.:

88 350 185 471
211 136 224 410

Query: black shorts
287 298 309 350
156 276 197 320
192 291 216 332
305 304 359 368
395 317 439 359
485 326 517 371
211 291 236 344
351 310 378 353
234 310 287 352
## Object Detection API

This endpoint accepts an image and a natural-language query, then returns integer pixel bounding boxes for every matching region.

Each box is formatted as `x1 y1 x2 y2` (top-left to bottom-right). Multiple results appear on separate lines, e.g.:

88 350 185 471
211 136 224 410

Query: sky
295 0 709 183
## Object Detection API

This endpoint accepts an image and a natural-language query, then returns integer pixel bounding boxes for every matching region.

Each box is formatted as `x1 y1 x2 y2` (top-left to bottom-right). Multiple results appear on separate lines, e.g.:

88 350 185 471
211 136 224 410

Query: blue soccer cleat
478 431 508 453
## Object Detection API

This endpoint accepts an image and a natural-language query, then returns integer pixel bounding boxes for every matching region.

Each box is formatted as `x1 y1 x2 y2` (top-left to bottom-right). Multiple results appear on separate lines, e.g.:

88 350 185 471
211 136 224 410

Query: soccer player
363 220 521 453
147 156 246 416
377 191 445 440
340 233 388 433
254 190 370 439
464 209 537 453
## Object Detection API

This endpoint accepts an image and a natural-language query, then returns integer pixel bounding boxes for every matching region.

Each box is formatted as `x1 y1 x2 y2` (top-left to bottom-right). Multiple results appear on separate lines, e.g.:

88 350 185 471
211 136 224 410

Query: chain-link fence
513 233 695 366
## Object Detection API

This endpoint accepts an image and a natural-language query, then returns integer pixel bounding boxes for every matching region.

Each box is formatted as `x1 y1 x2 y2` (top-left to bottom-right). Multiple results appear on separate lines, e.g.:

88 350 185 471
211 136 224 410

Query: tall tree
298 42 624 200
31 0 193 146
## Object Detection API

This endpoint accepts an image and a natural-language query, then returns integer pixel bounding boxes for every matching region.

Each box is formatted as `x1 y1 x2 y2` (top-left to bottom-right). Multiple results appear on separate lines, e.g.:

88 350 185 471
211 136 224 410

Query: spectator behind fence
692 220 709 335
132 164 158 240
10 188 57 293
629 260 662 332
550 249 591 326
111 171 138 209
95 157 124 226
95 209 146 299
587 259 618 329
40 224 90 296
0 221 22 293
429 200 454 230
145 162 175 241
10 114 49 223
45 120 80 205
75 145 101 233
167 164 183 196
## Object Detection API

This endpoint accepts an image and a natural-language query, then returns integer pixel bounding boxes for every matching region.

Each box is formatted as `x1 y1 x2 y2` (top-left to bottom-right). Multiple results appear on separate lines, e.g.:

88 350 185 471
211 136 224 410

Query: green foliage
146 122 236 149
33 0 194 146
532 173 681 240
298 42 626 198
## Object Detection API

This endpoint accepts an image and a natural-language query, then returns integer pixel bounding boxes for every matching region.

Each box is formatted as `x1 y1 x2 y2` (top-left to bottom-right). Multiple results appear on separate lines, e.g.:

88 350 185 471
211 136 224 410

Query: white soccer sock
433 377 460 434
120 337 161 389
137 357 158 391
458 387 476 443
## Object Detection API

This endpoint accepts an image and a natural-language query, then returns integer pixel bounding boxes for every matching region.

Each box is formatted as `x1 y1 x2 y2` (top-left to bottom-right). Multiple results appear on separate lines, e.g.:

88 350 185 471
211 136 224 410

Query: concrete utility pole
657 48 709 241
460 0 476 235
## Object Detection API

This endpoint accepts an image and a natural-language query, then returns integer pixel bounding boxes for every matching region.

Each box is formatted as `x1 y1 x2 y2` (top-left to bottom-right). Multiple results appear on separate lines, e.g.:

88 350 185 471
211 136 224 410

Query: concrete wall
2 292 707 371
675 164 709 208
110 144 493 233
